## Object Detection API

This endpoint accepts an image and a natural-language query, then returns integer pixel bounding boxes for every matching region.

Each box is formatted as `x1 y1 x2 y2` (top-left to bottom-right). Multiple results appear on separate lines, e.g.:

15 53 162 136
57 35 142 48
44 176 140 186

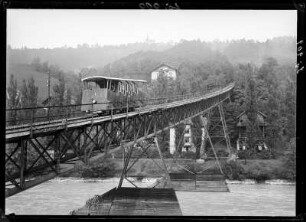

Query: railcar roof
82 75 147 83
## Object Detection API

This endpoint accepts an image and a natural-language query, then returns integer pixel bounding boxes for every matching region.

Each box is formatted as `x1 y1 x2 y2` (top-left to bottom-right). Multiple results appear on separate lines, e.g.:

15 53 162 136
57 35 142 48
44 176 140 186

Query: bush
162 151 174 159
216 149 229 157
255 150 274 159
222 161 245 180
244 165 272 182
278 138 296 180
181 151 197 159
238 149 274 159
81 160 117 178
237 149 252 159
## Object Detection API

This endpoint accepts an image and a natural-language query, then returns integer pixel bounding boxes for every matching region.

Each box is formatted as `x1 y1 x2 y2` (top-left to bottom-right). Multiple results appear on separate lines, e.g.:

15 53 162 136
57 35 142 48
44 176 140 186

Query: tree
74 73 83 105
31 57 42 72
42 61 49 73
27 77 38 107
235 64 264 151
20 77 38 122
152 71 169 98
7 74 21 125
49 64 61 76
52 72 66 106
66 88 72 105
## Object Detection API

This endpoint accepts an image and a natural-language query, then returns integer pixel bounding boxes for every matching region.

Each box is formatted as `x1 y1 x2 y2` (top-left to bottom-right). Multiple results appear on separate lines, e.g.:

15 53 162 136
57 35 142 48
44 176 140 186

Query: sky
7 10 297 49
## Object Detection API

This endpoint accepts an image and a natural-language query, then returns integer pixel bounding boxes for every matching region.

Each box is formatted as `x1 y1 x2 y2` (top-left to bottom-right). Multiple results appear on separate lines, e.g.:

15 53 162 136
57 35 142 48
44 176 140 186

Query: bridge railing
5 82 231 127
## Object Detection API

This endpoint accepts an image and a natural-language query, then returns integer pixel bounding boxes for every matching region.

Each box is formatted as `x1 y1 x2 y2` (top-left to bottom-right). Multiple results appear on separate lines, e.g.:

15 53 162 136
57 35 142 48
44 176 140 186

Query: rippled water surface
6 178 295 216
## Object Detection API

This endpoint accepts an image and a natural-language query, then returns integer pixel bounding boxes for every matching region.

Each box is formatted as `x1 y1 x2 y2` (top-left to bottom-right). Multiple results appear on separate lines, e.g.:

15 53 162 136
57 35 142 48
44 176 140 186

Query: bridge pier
169 126 176 154
199 115 208 160
117 137 170 189
55 134 61 173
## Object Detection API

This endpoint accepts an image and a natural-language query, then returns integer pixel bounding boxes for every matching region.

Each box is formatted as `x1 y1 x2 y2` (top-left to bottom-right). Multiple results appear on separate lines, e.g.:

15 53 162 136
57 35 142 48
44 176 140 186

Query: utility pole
47 71 51 121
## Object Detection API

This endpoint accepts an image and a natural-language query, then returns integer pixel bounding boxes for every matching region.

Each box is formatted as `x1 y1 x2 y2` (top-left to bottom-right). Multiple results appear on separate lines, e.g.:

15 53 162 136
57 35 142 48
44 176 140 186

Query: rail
6 83 231 128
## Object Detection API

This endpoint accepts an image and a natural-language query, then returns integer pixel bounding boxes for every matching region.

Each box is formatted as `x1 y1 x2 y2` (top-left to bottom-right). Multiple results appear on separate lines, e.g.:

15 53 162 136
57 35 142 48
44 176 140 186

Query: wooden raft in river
168 173 230 192
73 187 182 215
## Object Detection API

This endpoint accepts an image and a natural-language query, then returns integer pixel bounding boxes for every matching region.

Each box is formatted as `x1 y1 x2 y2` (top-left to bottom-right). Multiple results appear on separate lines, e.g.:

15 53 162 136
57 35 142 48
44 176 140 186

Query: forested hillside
6 63 60 104
7 36 295 74
208 36 296 65
7 41 173 72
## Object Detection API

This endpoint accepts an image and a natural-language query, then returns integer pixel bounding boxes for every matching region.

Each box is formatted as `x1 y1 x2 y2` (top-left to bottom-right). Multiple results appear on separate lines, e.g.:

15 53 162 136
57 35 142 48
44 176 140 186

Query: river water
5 177 295 216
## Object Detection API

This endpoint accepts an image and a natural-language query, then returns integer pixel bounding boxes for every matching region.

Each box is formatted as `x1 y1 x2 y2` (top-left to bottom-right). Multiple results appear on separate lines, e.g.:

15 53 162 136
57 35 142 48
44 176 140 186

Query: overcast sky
7 10 297 49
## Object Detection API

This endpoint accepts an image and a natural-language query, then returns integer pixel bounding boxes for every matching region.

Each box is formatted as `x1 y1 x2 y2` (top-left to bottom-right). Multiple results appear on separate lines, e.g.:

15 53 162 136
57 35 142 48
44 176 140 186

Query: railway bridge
5 83 235 197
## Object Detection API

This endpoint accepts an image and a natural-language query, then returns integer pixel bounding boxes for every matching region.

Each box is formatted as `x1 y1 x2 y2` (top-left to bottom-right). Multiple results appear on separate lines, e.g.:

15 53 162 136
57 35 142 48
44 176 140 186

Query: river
5 177 295 216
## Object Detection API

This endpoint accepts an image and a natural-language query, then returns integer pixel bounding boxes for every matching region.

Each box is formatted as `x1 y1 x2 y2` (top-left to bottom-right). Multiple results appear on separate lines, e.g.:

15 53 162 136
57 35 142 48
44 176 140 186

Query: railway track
6 84 234 142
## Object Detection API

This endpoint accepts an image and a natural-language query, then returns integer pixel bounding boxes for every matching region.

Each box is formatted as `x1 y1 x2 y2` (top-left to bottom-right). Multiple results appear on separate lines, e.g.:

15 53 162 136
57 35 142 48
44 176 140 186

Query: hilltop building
150 64 177 81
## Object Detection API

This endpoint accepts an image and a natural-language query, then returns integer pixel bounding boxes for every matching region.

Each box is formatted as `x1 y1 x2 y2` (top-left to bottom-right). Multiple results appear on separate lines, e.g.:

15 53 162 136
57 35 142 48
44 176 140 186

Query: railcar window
123 83 126 95
83 81 89 89
119 82 122 93
126 83 129 95
129 83 133 95
134 83 138 95
132 83 135 94
87 82 96 89
115 81 119 92
110 81 117 92
96 80 107 89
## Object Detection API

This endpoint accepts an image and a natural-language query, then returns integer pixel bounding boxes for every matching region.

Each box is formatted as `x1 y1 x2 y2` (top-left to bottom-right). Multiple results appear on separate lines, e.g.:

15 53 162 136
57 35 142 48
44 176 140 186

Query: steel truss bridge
5 83 235 197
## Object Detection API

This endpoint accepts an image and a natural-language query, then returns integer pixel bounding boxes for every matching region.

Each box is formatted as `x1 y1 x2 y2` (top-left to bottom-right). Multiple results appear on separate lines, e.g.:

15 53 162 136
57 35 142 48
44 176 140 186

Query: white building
151 64 177 81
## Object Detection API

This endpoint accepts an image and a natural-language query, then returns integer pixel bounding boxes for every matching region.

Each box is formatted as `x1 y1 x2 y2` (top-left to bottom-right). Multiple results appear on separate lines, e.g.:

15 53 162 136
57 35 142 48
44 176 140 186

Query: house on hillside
150 64 177 81
236 111 269 151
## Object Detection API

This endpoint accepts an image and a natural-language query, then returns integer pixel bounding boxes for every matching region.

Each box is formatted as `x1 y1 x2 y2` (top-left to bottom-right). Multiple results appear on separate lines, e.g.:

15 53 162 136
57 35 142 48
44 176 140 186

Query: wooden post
118 144 133 189
20 140 26 189
126 94 129 117
56 134 61 174
154 137 171 187
84 128 89 165
47 71 51 122
122 143 125 169
218 104 232 156
205 127 224 175
96 125 99 149
169 126 176 154
91 102 94 123
111 104 113 120
199 115 207 158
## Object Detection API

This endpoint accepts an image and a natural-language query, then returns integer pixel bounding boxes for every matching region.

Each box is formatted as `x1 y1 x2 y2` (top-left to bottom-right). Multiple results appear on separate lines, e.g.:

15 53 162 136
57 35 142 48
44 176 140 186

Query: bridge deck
6 84 234 142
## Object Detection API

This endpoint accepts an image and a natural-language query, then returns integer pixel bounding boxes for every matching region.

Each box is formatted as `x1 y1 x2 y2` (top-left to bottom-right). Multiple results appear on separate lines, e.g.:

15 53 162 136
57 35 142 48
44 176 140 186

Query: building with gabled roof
150 64 177 81
236 110 269 151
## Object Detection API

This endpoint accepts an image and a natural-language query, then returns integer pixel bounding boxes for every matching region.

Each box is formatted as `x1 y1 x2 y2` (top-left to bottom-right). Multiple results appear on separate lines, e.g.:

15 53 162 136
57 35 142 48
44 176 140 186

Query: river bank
61 157 296 183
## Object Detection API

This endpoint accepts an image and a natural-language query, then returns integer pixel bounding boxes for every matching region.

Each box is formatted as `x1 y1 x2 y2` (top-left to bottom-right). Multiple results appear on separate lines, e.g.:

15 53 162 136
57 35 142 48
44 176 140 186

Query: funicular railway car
81 76 147 114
